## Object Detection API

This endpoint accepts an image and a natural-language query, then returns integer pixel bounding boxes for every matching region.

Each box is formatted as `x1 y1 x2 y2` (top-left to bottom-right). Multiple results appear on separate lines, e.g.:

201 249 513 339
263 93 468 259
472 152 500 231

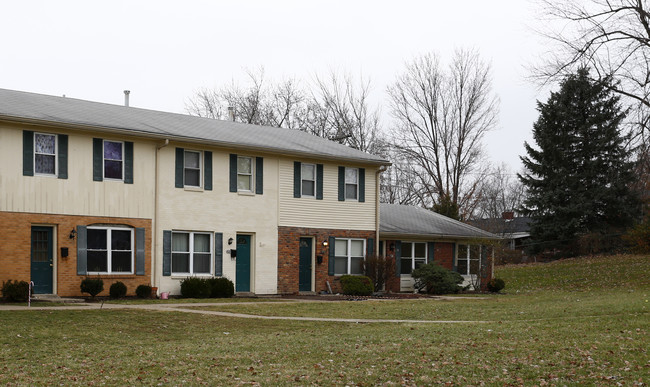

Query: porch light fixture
322 240 329 247
69 229 77 240
228 237 234 245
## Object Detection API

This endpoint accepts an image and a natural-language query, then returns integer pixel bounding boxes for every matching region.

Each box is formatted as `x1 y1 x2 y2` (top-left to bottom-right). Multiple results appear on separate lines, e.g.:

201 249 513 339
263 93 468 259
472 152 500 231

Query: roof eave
379 231 502 241
0 115 391 166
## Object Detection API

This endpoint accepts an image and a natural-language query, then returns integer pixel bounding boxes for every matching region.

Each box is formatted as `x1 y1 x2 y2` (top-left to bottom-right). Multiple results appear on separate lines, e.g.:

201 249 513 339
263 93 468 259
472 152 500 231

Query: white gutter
153 139 170 292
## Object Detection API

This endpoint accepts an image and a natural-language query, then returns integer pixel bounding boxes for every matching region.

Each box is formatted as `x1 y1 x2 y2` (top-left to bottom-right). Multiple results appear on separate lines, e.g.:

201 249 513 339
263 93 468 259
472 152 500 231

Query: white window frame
334 238 366 275
345 167 358 201
301 163 316 197
171 231 213 275
237 156 254 192
86 226 134 275
34 132 58 176
456 244 482 276
103 140 124 181
183 150 202 188
400 241 427 275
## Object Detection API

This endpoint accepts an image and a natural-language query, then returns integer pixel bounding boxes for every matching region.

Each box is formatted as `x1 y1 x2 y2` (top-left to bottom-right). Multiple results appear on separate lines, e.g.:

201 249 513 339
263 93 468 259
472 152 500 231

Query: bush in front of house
109 281 127 299
1 280 30 302
411 262 464 295
135 284 153 299
363 254 395 292
487 278 506 293
207 277 234 298
340 275 374 296
180 277 211 298
80 278 104 298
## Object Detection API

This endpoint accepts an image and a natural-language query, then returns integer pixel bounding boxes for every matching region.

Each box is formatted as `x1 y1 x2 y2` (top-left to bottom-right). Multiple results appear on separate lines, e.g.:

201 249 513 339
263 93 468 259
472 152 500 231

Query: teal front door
235 235 251 292
298 238 312 292
31 226 53 294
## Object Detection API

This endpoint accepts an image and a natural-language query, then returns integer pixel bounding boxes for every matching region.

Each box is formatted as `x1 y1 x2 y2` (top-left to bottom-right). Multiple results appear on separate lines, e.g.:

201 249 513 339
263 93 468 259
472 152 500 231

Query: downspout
375 166 388 255
153 139 170 292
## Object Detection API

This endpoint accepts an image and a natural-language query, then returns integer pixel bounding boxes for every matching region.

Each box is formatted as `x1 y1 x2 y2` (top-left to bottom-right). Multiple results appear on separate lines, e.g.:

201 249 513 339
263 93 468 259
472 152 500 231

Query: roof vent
227 106 235 121
124 90 130 107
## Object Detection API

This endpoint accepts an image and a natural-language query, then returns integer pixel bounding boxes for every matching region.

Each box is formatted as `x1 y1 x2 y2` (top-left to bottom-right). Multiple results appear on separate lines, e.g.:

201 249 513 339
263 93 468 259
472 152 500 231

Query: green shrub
339 275 374 296
180 277 211 298
80 278 104 298
109 281 127 299
411 263 464 295
1 280 30 302
135 284 153 299
487 278 506 293
207 277 234 298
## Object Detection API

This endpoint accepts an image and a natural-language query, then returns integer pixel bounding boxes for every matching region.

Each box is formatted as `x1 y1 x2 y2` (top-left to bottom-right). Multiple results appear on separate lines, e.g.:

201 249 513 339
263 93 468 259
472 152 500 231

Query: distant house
469 212 531 262
379 204 500 291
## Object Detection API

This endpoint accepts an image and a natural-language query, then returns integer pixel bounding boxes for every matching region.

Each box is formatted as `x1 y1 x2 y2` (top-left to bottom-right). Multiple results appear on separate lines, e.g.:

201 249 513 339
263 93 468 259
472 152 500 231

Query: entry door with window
235 235 251 292
298 238 312 292
31 226 53 294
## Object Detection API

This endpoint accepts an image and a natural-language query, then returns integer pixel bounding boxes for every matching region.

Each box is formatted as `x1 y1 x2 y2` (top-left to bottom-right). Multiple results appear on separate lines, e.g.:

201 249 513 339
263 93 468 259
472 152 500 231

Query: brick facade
278 226 375 294
0 211 151 297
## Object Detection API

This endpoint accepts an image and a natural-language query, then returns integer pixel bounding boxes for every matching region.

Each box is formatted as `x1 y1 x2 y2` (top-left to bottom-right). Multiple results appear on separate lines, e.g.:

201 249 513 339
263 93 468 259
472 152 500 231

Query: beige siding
155 145 279 295
0 123 155 219
278 159 377 230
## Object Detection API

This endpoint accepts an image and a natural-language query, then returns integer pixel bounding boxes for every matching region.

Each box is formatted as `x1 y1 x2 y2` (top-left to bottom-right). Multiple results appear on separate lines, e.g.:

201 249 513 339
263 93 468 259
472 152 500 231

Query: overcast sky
1 0 548 171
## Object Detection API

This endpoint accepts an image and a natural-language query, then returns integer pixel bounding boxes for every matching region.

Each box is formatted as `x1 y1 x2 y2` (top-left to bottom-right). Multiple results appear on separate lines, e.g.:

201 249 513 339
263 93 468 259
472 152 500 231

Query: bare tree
387 49 499 219
534 0 650 140
470 163 526 220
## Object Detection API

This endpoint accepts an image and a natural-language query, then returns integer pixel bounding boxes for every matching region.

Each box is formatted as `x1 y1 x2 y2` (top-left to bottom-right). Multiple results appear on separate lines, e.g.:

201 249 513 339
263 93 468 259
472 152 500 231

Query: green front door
299 238 312 292
31 226 53 294
235 235 251 292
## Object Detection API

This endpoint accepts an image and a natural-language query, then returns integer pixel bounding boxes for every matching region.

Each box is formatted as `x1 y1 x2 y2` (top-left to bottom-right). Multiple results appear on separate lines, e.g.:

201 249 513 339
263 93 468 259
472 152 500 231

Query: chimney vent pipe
124 90 130 107
227 106 235 121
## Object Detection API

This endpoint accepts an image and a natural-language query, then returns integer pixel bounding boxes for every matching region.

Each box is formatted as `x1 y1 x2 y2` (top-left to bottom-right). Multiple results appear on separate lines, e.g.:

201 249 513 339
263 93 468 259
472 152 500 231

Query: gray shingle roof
380 204 499 240
0 88 389 165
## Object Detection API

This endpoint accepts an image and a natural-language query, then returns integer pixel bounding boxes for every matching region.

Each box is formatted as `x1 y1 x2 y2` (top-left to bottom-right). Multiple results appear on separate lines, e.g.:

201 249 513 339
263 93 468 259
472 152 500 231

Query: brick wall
0 211 152 297
277 226 375 294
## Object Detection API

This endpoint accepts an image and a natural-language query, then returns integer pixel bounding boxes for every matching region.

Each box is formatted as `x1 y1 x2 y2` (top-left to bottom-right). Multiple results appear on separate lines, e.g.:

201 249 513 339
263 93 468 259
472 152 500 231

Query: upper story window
34 133 57 175
334 238 365 275
171 231 212 275
400 242 427 275
103 140 124 180
23 131 67 179
87 226 133 274
457 244 481 275
345 168 358 200
237 156 253 192
184 150 201 187
301 163 316 197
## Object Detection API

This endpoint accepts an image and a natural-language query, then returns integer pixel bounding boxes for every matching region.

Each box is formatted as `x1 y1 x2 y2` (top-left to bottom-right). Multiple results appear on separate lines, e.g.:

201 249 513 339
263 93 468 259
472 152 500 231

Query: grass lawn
1 255 648 385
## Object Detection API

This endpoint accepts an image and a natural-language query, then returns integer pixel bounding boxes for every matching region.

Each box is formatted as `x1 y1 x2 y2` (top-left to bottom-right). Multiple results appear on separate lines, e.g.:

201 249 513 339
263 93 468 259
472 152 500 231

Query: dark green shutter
358 168 365 202
452 244 457 272
395 240 402 277
229 154 237 192
316 164 323 200
214 232 223 276
255 157 263 194
76 225 87 275
93 138 103 181
162 230 172 276
367 238 374 256
204 151 213 190
175 148 184 188
338 166 345 201
124 141 133 184
23 131 34 176
135 227 145 275
427 242 435 263
293 161 301 198
328 236 336 276
57 134 68 179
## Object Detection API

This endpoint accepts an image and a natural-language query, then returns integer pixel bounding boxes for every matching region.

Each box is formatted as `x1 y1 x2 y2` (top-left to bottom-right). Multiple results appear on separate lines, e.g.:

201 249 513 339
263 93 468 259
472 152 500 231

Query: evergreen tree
519 68 638 255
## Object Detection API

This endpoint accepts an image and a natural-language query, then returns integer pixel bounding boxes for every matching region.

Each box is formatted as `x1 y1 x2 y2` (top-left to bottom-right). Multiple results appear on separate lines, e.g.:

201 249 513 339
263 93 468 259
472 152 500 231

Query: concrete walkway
0 299 488 324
